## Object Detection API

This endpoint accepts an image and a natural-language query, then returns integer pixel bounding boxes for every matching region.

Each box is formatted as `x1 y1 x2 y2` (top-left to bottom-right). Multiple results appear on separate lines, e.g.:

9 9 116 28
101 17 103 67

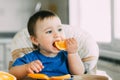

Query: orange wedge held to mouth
54 40 66 50
0 71 16 80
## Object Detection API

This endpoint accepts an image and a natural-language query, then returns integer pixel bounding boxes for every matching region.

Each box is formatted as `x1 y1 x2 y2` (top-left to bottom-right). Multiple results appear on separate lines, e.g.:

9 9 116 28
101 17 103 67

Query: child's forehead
40 24 63 30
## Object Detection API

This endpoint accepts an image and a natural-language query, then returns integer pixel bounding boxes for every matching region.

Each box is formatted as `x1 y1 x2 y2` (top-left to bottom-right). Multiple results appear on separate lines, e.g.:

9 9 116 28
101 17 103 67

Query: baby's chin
47 51 59 57
53 50 60 54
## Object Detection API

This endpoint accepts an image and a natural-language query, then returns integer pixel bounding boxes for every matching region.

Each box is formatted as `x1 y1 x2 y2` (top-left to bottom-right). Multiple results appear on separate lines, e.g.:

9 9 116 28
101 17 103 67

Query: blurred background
0 0 120 80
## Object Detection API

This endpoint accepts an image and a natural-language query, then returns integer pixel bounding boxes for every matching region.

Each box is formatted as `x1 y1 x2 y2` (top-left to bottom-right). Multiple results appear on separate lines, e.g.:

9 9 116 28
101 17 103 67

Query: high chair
8 25 111 80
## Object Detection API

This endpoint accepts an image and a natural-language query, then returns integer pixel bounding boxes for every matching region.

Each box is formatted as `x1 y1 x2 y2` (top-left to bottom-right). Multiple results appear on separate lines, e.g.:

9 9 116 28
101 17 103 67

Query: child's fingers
29 61 42 73
28 67 34 74
27 60 44 73
66 38 76 44
65 38 78 54
34 60 44 69
27 62 39 73
33 60 44 72
26 64 34 74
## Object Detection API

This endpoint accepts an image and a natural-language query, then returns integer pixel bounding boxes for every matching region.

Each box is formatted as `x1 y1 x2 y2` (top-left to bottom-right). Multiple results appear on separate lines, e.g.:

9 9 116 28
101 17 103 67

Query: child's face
31 16 66 54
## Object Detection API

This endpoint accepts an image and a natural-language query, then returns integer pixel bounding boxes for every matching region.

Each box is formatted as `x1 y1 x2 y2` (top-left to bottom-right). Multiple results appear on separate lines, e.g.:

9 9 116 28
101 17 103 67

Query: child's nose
54 32 60 38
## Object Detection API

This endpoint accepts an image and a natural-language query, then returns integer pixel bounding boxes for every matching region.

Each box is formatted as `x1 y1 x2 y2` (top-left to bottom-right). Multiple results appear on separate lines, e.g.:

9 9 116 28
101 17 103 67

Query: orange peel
0 71 16 80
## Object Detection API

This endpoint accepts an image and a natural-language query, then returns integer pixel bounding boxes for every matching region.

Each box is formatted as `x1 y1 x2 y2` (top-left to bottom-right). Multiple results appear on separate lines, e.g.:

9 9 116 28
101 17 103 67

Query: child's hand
25 60 44 74
66 38 78 54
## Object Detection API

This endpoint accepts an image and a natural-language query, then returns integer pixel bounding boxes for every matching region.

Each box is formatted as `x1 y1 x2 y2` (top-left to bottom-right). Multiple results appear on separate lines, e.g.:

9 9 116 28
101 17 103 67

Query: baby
9 10 85 80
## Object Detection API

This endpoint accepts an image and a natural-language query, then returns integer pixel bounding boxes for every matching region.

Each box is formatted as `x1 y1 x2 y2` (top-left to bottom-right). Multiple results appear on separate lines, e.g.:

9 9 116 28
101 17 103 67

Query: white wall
0 0 69 32
0 0 37 32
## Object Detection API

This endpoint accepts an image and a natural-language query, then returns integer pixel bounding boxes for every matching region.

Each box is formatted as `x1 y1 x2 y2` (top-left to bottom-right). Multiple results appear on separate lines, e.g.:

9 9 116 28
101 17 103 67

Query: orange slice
28 73 49 79
28 73 71 80
0 71 16 80
50 74 71 80
54 40 66 50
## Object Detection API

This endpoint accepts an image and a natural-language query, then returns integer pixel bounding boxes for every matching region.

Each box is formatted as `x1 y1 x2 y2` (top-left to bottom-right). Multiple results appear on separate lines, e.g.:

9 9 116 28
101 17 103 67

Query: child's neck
40 50 58 57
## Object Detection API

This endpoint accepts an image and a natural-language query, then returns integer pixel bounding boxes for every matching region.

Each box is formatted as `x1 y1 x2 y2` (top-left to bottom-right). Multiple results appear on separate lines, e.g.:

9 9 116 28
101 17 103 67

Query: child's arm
9 60 44 80
9 64 28 79
66 38 85 75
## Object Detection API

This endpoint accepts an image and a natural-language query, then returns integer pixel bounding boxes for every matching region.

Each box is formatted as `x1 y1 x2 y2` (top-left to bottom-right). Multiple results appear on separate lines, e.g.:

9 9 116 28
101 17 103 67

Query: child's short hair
27 10 58 49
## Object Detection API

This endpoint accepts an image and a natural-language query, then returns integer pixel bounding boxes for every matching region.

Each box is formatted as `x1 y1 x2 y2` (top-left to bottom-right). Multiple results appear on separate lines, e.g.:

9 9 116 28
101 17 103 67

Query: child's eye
46 30 52 34
58 28 62 32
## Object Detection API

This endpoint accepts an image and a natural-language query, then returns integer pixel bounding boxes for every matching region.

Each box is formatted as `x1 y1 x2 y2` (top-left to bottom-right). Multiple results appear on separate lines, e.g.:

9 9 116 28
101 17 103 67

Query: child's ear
30 36 38 46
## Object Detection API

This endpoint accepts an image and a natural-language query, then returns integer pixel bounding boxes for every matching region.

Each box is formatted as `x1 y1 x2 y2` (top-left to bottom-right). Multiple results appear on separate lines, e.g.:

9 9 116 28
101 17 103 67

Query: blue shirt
12 50 70 77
